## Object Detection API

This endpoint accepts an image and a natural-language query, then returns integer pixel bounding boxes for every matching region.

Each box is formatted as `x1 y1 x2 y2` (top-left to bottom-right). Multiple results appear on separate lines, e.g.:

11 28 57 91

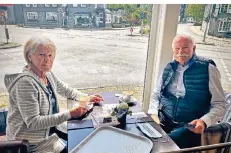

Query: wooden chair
0 140 30 153
161 141 231 153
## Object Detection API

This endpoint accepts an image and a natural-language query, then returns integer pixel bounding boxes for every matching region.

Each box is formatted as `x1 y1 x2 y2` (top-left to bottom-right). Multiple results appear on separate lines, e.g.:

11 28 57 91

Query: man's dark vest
160 56 216 123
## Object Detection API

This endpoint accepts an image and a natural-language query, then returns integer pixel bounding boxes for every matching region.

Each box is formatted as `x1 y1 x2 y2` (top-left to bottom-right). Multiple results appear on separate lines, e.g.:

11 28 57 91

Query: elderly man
148 34 228 148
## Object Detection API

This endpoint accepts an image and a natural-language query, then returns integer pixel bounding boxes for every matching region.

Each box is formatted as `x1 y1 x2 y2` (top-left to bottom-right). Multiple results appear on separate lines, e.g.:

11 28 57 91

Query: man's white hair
172 34 195 48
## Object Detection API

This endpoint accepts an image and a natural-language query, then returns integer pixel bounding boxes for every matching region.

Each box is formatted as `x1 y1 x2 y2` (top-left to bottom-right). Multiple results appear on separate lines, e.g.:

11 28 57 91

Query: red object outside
0 4 12 6
0 11 5 16
130 27 134 33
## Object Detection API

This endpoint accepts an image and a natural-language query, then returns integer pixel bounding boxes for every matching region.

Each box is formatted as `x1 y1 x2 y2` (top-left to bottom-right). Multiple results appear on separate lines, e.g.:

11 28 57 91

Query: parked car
193 22 202 26
224 32 231 38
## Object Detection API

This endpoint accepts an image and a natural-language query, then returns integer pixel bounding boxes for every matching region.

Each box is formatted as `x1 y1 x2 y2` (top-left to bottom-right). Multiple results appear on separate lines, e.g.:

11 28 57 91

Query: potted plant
111 102 132 128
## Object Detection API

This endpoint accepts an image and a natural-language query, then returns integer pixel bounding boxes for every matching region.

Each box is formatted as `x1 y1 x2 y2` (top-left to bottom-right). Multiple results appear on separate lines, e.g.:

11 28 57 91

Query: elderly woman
4 37 103 153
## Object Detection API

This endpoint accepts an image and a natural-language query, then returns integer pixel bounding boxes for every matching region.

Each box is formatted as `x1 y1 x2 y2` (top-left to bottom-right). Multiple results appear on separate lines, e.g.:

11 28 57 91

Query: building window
106 14 111 23
81 4 86 7
99 13 103 17
219 4 228 13
45 4 50 7
46 12 58 21
117 17 121 23
73 4 78 7
95 4 97 8
62 4 67 7
218 20 230 32
52 4 57 7
27 12 38 20
74 14 90 26
228 4 231 13
32 4 37 7
26 4 30 7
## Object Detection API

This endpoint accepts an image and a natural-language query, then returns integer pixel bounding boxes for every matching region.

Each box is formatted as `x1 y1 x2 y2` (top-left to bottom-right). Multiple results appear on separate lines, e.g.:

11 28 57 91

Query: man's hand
189 119 206 134
151 114 160 124
90 94 104 103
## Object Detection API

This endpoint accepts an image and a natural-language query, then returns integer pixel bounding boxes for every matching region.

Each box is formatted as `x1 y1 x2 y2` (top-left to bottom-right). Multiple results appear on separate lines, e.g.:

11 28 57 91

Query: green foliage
108 4 152 25
111 102 132 118
185 4 206 22
139 26 150 34
140 26 150 34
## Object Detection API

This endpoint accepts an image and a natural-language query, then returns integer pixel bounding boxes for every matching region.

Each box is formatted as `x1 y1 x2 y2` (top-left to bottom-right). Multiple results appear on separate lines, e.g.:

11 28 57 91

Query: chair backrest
0 110 7 136
223 92 231 123
224 92 231 104
160 142 231 153
201 122 231 153
0 140 30 153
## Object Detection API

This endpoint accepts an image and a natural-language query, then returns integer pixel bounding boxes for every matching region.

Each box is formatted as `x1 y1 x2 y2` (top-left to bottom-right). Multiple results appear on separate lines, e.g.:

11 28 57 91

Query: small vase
117 114 127 129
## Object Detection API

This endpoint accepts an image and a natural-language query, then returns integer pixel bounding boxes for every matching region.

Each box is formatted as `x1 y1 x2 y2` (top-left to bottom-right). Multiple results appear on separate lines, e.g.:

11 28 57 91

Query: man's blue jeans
168 126 201 148
159 113 201 149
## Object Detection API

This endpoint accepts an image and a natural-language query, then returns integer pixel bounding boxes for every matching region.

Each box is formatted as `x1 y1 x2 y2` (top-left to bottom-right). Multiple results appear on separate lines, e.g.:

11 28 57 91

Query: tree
108 4 152 25
185 4 206 23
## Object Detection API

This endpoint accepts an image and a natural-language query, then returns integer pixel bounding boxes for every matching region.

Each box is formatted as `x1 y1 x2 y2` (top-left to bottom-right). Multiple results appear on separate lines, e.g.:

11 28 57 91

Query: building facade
20 4 111 28
202 4 231 37
23 4 60 28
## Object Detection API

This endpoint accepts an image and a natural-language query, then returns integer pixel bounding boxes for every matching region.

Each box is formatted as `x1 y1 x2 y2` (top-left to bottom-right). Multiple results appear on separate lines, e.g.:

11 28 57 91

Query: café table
67 92 180 153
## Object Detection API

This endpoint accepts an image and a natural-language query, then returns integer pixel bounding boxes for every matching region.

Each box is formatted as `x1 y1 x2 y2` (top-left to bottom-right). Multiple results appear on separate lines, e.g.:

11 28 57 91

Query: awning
0 6 7 11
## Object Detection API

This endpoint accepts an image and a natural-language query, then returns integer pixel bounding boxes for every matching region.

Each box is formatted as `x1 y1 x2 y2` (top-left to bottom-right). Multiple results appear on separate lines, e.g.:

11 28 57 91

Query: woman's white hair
172 34 195 48
24 37 56 64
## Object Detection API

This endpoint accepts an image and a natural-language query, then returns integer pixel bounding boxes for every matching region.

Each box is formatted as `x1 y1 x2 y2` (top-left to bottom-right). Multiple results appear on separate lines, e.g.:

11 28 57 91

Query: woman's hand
69 106 88 118
89 94 104 103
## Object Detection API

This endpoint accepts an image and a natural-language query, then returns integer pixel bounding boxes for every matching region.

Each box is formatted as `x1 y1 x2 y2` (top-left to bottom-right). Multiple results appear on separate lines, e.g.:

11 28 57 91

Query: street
0 24 231 94
0 25 148 92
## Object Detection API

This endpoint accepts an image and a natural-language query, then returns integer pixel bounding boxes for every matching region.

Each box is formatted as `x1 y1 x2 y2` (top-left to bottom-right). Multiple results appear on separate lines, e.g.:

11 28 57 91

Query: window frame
26 12 38 20
99 18 103 23
52 4 58 7
99 13 103 17
32 4 37 7
81 4 86 7
25 4 30 7
45 4 50 7
219 4 228 13
228 4 231 13
218 19 230 32
45 12 58 22
106 14 111 23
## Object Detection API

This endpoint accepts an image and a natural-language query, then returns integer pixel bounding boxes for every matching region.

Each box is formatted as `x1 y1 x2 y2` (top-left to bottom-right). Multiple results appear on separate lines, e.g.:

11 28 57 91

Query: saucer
119 97 136 107
73 103 94 111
